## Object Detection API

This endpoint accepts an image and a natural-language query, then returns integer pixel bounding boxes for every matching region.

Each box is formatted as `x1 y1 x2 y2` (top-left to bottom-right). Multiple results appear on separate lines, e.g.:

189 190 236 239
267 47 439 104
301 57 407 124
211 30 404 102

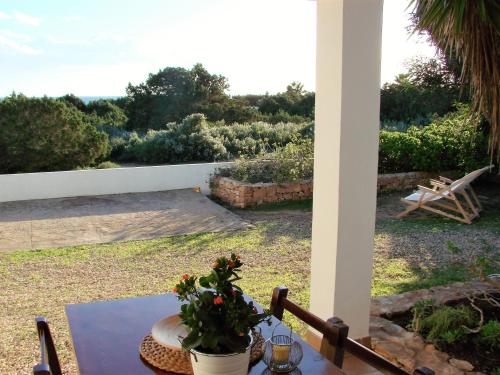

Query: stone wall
377 170 459 192
211 176 312 208
211 171 459 208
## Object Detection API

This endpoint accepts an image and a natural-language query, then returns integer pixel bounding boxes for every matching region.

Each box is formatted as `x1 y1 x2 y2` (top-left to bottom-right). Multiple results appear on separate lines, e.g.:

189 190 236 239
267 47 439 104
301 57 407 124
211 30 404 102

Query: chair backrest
270 286 435 375
270 286 349 368
450 165 492 191
33 317 61 375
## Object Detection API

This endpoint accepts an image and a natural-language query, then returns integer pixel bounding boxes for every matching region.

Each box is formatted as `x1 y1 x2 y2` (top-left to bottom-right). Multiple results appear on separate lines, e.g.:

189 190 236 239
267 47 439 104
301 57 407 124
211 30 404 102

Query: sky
0 0 438 97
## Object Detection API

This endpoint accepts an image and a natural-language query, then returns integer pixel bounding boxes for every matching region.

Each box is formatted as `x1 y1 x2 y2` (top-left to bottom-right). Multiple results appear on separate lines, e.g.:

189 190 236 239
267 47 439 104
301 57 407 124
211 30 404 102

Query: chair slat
270 287 435 375
33 317 61 375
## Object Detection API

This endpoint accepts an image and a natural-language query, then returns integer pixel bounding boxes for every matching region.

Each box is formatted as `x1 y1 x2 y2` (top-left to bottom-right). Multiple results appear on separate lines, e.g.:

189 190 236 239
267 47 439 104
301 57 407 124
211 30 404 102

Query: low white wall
0 162 234 203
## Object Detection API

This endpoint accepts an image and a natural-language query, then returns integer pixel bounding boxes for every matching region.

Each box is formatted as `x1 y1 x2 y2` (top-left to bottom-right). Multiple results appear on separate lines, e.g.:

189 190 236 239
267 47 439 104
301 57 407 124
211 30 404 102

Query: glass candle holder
270 334 293 371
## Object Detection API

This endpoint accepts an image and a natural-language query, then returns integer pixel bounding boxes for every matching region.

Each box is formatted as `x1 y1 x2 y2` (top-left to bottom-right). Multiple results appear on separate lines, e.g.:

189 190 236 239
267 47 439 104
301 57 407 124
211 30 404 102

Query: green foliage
380 57 466 125
101 115 312 165
125 64 230 130
222 139 314 184
96 161 120 169
174 254 271 354
85 99 128 127
479 320 500 350
412 302 478 345
379 104 489 173
57 94 87 112
0 94 109 173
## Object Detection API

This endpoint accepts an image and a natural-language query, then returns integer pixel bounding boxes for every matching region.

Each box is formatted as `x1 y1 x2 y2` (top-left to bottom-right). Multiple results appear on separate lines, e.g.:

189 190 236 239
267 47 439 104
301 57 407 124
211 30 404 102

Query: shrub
96 161 120 169
479 320 500 350
85 99 128 127
220 139 314 184
101 115 313 165
0 94 109 174
411 302 478 345
379 104 489 173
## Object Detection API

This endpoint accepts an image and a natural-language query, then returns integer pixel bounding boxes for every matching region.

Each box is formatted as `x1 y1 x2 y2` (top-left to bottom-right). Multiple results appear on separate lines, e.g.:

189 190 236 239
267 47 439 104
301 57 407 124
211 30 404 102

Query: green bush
85 99 128 127
96 161 120 169
379 105 489 173
479 320 500 350
101 114 313 165
0 94 110 174
411 302 478 345
219 139 314 184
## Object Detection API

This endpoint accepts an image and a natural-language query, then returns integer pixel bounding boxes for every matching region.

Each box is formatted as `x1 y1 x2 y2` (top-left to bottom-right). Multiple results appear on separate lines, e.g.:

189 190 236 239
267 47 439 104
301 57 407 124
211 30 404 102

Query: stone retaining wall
211 170 459 208
377 170 459 192
211 176 312 208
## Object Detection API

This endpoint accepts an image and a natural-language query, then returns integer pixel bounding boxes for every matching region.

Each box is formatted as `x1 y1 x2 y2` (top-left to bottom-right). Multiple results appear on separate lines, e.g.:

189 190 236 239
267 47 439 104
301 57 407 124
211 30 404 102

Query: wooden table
66 294 346 375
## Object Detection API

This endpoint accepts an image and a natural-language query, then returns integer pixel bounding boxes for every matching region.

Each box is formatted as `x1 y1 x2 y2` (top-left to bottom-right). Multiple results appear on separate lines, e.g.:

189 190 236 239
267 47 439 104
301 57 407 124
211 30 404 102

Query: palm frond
410 0 500 160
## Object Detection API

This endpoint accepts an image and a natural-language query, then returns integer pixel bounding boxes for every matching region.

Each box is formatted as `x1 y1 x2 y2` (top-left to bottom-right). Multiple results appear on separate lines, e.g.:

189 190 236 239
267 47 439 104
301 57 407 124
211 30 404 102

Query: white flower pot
189 336 252 375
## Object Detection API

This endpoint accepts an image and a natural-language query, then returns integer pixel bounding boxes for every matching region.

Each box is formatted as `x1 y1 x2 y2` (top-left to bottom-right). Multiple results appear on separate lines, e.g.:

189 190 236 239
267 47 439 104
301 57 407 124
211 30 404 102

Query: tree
0 94 109 173
86 99 128 127
380 57 464 124
410 0 500 158
58 94 87 112
125 64 230 130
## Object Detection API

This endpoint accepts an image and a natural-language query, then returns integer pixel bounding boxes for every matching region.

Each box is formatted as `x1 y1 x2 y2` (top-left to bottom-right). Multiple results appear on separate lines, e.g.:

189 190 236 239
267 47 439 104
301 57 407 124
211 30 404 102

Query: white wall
0 162 234 203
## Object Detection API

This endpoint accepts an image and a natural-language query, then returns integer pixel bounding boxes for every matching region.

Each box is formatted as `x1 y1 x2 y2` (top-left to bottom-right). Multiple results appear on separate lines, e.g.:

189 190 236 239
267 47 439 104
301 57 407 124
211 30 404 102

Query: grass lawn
0 182 498 374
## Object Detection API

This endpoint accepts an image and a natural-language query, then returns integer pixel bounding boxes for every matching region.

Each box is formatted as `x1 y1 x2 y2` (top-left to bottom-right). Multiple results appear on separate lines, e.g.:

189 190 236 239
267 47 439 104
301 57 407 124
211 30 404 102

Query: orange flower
172 287 177 293
182 274 189 280
238 332 244 336
228 260 235 269
236 255 241 260
252 307 258 314
214 296 224 305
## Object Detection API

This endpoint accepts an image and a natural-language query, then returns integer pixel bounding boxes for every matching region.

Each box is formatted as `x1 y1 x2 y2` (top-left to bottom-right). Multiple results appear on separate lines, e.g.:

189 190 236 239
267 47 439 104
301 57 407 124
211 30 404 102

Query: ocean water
79 96 122 104
0 96 123 103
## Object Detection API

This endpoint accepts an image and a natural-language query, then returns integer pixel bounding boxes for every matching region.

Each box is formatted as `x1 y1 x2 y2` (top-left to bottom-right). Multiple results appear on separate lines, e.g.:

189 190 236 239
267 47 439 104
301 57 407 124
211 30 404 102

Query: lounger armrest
439 176 453 184
418 185 450 196
430 179 448 188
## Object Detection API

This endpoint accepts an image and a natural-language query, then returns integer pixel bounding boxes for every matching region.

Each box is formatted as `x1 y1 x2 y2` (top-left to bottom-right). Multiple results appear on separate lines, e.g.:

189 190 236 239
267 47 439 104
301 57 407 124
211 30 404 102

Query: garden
0 181 499 374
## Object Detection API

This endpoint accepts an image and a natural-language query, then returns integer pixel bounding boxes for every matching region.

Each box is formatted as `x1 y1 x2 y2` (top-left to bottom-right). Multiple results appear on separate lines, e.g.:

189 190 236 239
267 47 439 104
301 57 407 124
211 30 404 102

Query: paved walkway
0 190 249 252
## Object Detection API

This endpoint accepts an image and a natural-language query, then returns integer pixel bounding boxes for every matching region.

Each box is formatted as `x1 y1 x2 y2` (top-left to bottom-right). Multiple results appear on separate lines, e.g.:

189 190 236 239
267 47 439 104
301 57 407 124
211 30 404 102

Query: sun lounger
396 166 492 224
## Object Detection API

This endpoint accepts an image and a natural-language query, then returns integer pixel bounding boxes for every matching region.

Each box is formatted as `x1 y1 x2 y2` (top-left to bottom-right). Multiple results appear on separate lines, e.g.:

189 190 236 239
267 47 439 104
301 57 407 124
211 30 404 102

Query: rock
372 340 415 370
415 351 464 375
424 344 437 352
404 335 425 351
450 358 474 372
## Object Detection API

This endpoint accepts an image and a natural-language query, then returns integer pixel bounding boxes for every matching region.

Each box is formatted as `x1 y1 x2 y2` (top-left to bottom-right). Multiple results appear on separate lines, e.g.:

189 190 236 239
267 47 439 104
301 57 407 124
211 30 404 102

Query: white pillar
310 0 383 339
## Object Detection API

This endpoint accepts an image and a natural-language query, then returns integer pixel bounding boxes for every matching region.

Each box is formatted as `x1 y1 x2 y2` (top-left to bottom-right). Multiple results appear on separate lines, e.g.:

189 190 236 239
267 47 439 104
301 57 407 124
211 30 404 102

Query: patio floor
0 189 249 252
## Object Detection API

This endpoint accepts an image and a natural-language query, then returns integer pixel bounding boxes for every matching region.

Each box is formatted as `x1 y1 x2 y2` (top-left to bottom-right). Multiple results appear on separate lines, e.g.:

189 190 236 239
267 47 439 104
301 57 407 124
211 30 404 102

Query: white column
310 0 383 339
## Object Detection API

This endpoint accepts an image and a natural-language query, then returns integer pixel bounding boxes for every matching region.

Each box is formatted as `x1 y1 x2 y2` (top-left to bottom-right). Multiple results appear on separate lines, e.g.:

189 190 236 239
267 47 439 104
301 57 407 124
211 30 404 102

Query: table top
66 294 345 375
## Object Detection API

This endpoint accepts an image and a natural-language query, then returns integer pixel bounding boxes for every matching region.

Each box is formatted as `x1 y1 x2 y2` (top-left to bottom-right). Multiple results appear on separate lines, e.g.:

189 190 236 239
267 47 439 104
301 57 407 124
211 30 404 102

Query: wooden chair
270 287 434 375
397 166 491 224
33 317 61 375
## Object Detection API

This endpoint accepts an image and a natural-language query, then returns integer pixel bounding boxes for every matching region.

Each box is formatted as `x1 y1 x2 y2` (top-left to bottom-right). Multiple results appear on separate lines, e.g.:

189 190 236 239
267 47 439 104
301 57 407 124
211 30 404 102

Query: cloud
13 11 41 26
0 11 10 20
63 15 81 22
0 35 41 55
45 34 91 46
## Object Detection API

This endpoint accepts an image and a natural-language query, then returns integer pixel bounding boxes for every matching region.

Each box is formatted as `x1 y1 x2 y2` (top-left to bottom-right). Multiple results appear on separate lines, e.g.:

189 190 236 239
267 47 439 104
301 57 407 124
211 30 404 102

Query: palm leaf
409 0 500 160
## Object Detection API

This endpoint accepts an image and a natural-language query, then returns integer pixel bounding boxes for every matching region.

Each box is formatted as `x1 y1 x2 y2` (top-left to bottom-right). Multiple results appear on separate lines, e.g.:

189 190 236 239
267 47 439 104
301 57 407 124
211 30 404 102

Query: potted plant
173 253 271 375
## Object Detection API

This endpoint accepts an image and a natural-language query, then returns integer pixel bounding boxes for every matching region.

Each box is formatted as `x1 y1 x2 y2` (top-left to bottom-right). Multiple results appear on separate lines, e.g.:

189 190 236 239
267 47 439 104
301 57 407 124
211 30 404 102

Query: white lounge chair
397 166 492 224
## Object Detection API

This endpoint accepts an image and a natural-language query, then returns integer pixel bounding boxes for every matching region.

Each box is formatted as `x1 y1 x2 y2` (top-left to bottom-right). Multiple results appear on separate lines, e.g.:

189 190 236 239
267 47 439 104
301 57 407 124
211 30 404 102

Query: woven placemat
140 331 265 374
